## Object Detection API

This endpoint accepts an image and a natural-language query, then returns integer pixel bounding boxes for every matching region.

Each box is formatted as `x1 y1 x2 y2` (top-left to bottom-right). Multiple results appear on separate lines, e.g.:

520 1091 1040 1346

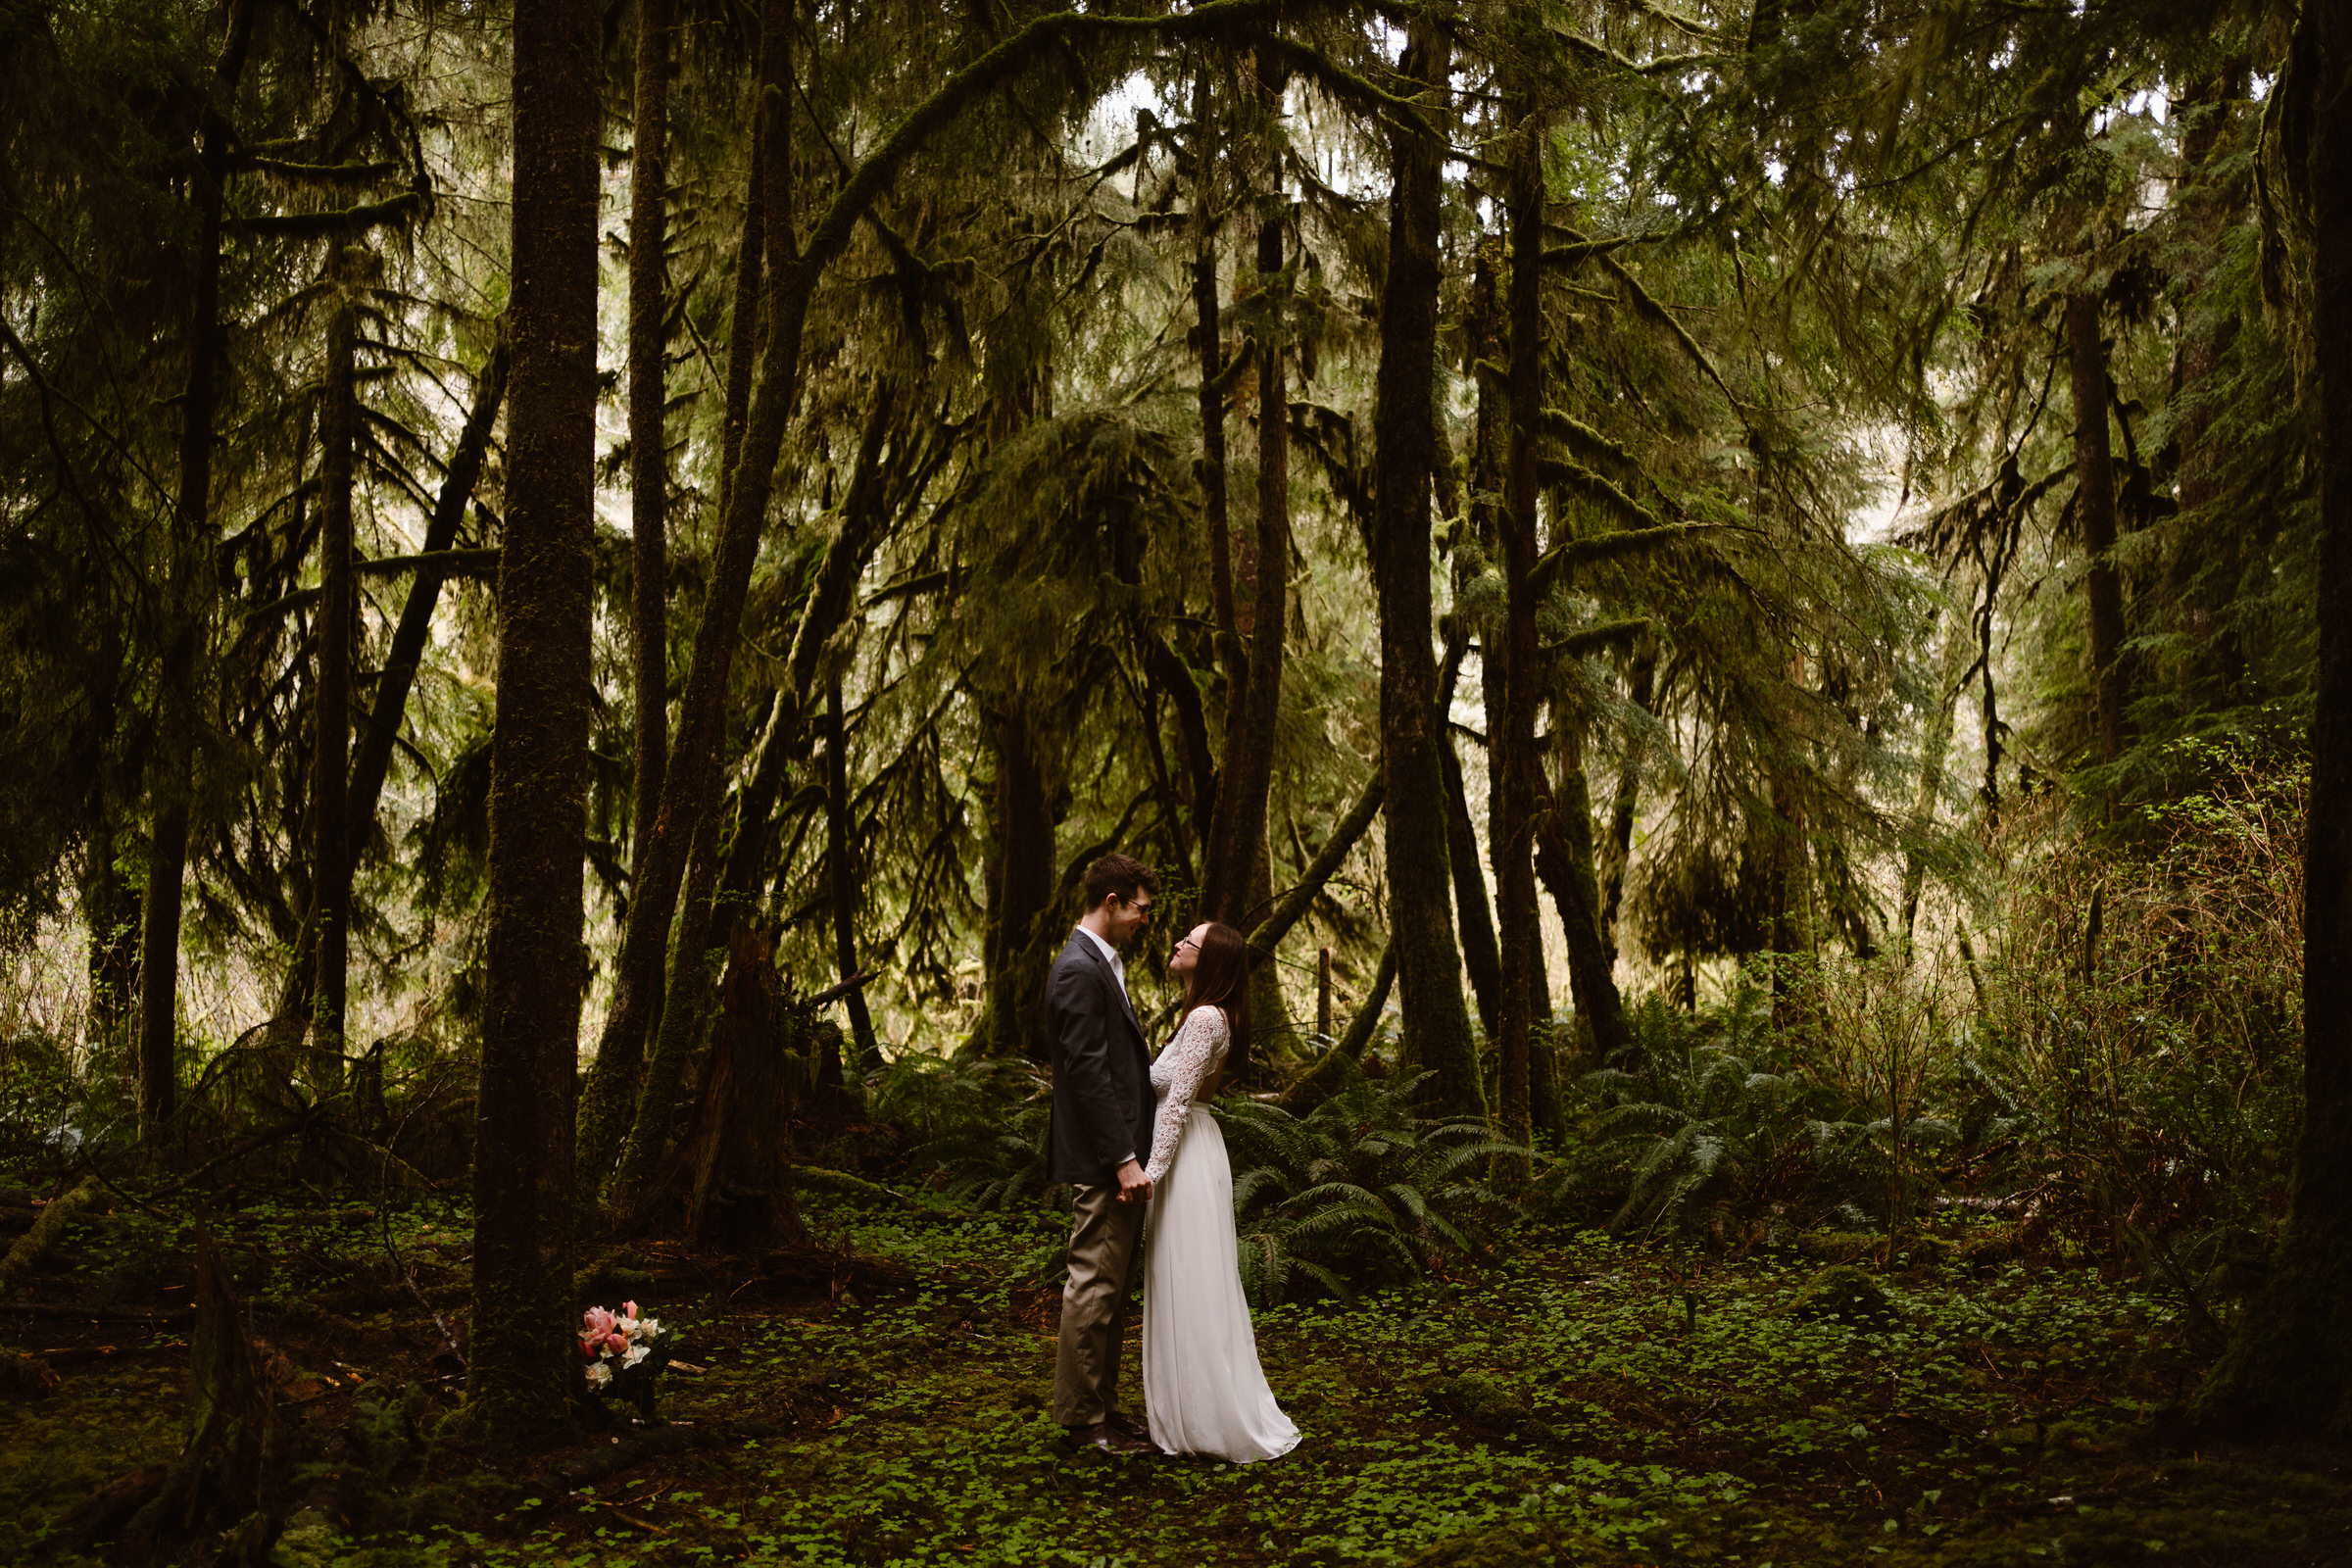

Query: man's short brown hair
1083 853 1159 910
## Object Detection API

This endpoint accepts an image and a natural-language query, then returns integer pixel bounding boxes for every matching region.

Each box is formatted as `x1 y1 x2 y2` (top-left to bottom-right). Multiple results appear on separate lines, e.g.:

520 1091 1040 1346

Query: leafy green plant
1220 1070 1522 1305
867 1054 1057 1212
1555 990 1879 1244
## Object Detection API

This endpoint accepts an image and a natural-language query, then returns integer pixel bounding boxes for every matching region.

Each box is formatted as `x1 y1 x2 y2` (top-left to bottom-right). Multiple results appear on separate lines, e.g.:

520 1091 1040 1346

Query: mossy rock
1793 1229 1884 1263
1404 1518 1560 1566
1428 1372 1533 1431
1791 1263 1897 1329
1952 1222 2024 1267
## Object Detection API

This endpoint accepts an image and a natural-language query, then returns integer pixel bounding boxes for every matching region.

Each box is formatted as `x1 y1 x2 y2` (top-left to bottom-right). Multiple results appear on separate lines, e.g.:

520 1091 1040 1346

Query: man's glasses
1117 895 1152 924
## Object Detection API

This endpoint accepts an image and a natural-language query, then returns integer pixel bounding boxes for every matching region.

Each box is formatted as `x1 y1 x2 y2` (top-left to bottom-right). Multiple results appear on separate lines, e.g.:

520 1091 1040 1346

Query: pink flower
579 1338 599 1360
621 1300 638 1318
606 1332 627 1355
582 1306 615 1339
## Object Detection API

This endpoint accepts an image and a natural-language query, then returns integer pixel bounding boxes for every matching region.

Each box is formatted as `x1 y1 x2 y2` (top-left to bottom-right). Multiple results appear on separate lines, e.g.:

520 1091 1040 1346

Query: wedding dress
1141 1005 1301 1463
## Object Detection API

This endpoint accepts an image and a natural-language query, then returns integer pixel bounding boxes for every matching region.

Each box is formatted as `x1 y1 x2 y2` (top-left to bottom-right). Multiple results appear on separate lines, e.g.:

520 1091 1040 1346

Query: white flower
637 1318 662 1341
585 1362 612 1388
623 1344 649 1369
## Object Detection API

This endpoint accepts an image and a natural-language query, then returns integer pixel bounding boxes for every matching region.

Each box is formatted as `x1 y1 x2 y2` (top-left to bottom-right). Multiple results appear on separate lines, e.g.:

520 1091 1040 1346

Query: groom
1047 852 1161 1455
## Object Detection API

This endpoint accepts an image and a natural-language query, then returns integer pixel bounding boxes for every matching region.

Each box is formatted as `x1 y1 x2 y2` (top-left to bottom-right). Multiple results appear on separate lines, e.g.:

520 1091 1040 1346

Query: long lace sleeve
1144 1006 1229 1186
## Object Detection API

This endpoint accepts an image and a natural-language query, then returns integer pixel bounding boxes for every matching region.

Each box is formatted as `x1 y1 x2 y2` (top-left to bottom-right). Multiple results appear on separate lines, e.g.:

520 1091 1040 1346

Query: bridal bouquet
580 1300 671 1421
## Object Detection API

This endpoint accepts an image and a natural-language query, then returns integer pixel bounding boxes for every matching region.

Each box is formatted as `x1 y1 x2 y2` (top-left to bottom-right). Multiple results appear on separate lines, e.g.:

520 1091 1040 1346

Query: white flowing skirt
1142 1105 1301 1463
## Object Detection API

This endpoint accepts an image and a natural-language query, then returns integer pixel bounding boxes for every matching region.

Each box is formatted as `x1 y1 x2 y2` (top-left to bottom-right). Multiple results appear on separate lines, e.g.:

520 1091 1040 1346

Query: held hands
1116 1158 1153 1203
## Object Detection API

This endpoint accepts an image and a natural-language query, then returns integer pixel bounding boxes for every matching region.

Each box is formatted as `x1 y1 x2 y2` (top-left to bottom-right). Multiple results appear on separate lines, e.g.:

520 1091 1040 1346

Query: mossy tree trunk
1493 90 1546 1170
1441 728 1502 1048
468 0 601 1443
138 0 259 1138
1596 637 1657 962
1536 722 1629 1071
975 708 1058 1059
577 0 677 1185
311 240 357 1090
677 929 809 1250
1203 51 1291 930
1192 64 1239 915
2065 289 2130 768
825 679 879 1070
1372 21 1480 1117
2194 0 2352 1441
583 0 796 1161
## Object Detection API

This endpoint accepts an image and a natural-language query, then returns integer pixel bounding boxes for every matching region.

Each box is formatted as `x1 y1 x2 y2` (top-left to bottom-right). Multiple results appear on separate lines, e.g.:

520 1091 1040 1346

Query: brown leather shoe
1064 1420 1155 1455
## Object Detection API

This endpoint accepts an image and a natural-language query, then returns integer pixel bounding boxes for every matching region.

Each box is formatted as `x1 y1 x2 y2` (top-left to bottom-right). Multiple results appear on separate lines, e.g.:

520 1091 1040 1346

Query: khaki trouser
1052 1182 1147 1427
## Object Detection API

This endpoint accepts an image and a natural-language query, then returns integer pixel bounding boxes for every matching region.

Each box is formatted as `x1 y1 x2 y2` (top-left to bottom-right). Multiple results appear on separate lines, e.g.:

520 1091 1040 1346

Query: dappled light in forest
4 0 2352 1563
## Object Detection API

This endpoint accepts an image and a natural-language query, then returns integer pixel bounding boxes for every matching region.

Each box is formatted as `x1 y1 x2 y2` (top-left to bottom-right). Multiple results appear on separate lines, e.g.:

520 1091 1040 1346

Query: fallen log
0 1301 194 1325
0 1178 101 1298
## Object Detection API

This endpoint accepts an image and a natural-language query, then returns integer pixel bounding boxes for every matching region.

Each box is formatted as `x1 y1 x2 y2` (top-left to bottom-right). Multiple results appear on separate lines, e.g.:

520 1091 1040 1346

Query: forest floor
7 1173 2352 1568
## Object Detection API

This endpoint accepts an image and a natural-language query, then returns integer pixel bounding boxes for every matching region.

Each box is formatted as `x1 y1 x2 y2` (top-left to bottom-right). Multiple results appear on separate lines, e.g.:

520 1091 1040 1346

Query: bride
1140 919 1301 1463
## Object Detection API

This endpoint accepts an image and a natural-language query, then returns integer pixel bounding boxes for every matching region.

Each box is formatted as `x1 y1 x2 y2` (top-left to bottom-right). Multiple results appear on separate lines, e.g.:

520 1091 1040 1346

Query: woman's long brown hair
1181 920 1251 1096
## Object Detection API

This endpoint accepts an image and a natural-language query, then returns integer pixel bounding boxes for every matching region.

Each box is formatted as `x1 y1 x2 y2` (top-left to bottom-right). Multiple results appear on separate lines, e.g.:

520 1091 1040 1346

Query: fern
1221 1072 1521 1306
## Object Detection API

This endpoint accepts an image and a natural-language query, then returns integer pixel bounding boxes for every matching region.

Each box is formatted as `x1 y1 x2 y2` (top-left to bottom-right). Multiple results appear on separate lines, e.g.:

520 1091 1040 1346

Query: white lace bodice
1145 1005 1230 1186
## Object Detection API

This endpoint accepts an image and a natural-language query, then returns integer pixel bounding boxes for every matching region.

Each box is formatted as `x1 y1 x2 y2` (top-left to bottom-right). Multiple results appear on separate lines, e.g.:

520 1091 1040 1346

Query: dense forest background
4 0 2352 1563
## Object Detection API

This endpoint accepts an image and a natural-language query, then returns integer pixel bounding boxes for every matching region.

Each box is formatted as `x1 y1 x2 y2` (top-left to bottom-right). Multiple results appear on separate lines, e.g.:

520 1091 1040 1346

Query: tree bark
469 0 600 1442
1145 632 1218 863
1596 639 1657 961
138 0 258 1138
627 0 672 862
974 708 1057 1059
582 0 792 1173
312 243 357 1088
82 812 139 1050
716 125 766 516
1456 239 1511 1068
675 929 807 1250
1899 624 1967 960
1281 940 1395 1110
2164 64 2250 694
1206 52 1291 929
1372 22 1479 1116
1441 728 1502 1046
824 680 879 1071
579 0 677 1182
1494 97 1546 1169
2194 0 2352 1439
1535 722 1629 1069
1193 66 1238 904
627 0 672 886
2065 291 2129 767
613 805 722 1205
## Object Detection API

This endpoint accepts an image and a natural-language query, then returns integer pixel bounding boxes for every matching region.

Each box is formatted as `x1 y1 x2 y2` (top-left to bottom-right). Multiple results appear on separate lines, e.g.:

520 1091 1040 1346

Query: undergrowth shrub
1558 744 2304 1304
1555 989 1895 1244
1220 1070 1521 1305
1966 747 2304 1292
868 1053 1056 1211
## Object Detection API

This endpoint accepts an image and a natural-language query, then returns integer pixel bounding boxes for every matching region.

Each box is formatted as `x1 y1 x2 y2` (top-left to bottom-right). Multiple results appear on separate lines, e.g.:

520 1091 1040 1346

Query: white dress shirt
1076 924 1127 1000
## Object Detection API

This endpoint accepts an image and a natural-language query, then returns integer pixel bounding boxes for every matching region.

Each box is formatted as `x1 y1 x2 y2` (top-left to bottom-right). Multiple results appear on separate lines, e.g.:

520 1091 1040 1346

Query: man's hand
1116 1159 1152 1203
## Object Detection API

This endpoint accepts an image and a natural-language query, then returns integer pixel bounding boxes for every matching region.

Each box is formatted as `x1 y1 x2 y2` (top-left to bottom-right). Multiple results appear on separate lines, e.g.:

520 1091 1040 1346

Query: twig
807 966 880 1007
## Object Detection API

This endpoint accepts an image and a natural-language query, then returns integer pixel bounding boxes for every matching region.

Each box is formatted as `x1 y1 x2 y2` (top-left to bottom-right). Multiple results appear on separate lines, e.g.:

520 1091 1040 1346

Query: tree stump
665 928 810 1250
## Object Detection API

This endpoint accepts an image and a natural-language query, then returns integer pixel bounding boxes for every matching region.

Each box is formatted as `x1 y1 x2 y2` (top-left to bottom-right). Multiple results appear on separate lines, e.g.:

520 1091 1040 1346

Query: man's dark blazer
1046 929 1155 1188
